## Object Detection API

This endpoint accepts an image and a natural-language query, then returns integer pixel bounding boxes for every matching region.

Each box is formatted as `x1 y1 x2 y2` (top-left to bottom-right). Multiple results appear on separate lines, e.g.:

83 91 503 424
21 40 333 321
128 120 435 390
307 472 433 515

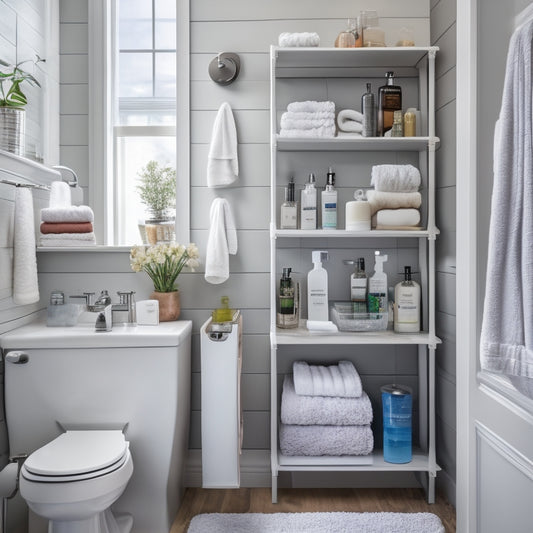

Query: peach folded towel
366 190 422 216
40 222 94 234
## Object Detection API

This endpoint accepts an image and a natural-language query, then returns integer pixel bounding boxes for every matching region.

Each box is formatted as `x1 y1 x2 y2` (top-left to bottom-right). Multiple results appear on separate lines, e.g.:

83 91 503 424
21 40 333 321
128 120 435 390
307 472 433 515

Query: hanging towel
293 360 363 398
204 198 238 284
281 375 373 426
207 102 239 188
279 423 374 456
12 187 39 305
480 20 533 379
49 181 72 208
278 32 320 47
337 109 364 133
40 205 95 223
371 164 421 192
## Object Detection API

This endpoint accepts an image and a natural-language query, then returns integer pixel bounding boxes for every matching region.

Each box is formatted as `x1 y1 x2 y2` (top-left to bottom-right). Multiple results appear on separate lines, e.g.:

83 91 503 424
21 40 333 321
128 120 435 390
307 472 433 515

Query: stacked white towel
279 361 374 457
39 181 96 246
278 32 320 48
279 101 335 138
336 109 364 137
367 165 423 230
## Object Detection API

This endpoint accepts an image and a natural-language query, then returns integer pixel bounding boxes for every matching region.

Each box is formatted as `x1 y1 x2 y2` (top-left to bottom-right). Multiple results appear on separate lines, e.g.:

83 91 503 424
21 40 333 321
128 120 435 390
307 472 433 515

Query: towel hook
209 52 240 85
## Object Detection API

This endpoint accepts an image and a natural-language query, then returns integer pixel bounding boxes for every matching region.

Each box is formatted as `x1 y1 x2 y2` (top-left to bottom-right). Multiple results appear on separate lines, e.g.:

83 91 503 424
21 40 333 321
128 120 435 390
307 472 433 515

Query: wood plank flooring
171 487 456 532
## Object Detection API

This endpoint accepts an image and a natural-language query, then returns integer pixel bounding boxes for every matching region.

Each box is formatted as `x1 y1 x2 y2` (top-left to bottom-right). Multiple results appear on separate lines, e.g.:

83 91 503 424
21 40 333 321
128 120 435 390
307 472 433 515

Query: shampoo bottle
368 250 388 314
394 266 421 332
277 267 299 329
321 167 337 229
301 173 317 230
307 251 329 322
280 177 298 229
378 71 402 136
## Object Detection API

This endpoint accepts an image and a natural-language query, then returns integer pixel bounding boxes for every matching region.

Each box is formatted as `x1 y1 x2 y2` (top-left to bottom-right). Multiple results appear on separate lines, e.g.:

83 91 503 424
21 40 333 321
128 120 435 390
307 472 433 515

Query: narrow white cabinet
269 46 440 503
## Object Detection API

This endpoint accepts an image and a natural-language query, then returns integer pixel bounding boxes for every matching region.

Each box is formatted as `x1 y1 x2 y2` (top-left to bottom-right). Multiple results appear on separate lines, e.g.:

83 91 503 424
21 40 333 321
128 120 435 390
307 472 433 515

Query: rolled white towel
279 125 336 138
366 190 422 216
280 112 335 131
281 375 373 426
372 208 421 228
279 423 374 456
293 360 363 398
371 164 421 192
41 205 95 223
278 32 320 47
337 109 364 133
287 100 335 114
49 181 72 208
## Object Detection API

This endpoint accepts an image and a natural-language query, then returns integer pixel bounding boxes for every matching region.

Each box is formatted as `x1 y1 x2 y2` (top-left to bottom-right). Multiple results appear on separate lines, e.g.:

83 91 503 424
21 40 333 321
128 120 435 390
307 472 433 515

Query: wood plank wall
430 0 457 506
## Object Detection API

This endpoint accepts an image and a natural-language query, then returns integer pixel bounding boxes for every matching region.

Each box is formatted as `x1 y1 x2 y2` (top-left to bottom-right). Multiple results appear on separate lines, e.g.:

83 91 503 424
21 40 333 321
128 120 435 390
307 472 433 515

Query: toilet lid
24 430 128 477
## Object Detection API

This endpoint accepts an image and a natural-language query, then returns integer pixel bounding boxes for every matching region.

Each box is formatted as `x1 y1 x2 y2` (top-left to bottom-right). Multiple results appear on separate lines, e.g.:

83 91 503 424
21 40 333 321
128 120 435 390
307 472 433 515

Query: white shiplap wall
47 0 435 487
431 0 456 506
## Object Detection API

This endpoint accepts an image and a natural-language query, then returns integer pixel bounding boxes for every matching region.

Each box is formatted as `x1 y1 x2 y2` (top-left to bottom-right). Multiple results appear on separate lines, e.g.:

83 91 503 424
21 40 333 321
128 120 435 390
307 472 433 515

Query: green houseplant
0 56 44 156
136 160 177 244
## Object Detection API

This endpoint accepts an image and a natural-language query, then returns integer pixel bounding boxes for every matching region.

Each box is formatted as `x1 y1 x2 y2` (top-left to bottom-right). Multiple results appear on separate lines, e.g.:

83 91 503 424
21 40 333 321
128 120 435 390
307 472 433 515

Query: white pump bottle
307 250 329 322
368 250 388 314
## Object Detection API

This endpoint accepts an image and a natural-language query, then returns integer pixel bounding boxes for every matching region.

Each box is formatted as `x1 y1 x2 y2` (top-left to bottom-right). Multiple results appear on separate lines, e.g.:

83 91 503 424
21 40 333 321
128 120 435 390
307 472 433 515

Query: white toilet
19 430 134 533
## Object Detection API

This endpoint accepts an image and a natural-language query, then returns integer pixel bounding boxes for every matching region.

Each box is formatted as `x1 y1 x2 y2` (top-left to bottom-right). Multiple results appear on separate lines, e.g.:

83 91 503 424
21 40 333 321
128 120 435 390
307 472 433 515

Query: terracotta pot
150 290 181 322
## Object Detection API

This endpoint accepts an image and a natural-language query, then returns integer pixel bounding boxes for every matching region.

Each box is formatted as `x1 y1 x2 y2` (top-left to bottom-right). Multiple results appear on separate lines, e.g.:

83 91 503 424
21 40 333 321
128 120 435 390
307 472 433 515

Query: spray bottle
307 251 329 321
368 250 388 314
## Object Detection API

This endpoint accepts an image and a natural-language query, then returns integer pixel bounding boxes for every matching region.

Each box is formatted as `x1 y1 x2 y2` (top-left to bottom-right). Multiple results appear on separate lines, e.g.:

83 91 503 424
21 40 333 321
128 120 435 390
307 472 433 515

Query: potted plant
0 56 45 156
130 242 200 321
136 160 177 244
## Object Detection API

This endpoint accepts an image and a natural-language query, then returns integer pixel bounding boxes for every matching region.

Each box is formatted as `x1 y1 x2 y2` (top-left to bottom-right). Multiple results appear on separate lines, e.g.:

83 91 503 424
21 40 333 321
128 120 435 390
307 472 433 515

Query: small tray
331 302 388 332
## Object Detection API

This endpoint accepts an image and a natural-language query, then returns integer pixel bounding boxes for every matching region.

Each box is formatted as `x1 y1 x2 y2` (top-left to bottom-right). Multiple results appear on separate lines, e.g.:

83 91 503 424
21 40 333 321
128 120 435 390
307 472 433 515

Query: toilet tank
0 319 192 533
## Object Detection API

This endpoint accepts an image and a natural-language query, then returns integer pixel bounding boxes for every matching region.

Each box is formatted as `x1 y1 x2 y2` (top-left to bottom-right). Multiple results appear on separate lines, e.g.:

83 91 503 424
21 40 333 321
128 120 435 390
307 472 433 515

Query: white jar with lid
345 189 371 231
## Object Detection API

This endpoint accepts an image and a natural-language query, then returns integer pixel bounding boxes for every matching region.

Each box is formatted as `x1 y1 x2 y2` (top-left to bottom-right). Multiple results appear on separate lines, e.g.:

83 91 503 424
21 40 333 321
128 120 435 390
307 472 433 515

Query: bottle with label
321 167 337 229
350 258 368 313
367 250 388 314
280 177 297 229
300 173 318 230
394 265 421 332
403 108 416 137
378 71 402 136
391 110 403 137
361 83 376 137
307 250 329 322
277 267 299 329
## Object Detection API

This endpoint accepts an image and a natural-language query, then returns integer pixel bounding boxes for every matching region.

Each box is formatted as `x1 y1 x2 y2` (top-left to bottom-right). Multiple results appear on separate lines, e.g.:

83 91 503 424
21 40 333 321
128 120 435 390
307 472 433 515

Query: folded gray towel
280 423 374 456
293 360 363 397
281 375 373 426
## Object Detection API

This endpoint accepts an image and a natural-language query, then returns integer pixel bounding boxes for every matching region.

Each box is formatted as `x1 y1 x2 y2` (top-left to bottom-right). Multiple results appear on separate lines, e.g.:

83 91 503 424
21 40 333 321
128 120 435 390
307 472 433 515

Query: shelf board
277 449 440 473
272 325 441 346
273 46 439 73
273 228 439 239
275 136 439 152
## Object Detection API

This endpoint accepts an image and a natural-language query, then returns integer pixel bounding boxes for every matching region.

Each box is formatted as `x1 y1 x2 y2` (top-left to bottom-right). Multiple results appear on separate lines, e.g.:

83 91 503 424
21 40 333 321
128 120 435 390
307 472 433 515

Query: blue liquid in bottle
381 384 412 464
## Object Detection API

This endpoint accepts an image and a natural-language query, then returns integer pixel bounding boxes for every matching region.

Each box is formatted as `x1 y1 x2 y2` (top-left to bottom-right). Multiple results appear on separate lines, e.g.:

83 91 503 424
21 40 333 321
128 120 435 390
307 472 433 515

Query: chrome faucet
112 291 137 325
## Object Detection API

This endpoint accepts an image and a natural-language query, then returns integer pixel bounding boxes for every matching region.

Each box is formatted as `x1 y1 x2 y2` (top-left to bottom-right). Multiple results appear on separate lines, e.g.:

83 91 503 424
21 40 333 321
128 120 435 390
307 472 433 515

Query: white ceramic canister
345 189 371 231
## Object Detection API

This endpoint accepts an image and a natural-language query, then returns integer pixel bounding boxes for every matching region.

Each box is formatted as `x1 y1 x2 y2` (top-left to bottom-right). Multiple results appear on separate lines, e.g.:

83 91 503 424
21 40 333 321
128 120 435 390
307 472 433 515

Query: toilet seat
23 430 129 483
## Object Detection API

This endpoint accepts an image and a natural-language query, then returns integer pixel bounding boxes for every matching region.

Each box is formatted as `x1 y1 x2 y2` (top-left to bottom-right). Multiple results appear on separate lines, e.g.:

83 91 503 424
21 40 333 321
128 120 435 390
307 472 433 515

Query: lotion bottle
280 177 298 229
321 167 337 229
394 266 421 332
307 250 329 321
301 173 317 230
368 250 388 314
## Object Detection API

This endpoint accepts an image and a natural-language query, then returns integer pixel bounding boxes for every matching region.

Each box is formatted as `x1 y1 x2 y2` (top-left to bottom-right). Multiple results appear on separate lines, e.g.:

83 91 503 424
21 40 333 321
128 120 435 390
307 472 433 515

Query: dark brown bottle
378 72 402 136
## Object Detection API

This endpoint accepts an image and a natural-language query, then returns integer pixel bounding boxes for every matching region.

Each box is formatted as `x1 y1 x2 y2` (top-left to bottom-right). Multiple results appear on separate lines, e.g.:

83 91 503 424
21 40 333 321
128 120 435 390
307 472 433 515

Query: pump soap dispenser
307 251 329 322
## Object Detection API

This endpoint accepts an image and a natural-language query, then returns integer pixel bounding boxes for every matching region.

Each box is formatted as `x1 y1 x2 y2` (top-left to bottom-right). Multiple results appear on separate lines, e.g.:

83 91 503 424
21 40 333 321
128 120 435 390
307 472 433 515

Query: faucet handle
117 291 135 304
70 292 95 305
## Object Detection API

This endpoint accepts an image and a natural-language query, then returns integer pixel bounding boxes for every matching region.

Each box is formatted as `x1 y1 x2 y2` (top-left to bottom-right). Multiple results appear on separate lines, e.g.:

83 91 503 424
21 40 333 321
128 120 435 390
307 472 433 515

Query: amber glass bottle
377 72 402 136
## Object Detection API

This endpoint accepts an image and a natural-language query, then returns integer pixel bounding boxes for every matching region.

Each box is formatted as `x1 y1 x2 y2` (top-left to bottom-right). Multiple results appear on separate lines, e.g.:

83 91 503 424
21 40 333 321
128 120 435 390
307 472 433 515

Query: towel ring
209 52 240 85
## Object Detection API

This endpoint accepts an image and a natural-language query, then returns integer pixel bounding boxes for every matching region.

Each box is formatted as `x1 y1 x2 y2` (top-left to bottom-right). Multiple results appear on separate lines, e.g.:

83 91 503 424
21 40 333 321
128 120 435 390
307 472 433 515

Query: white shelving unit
269 46 440 504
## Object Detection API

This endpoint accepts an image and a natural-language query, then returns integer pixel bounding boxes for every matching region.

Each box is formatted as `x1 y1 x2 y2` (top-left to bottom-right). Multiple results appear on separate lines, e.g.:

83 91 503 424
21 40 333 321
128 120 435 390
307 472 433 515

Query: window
88 0 189 246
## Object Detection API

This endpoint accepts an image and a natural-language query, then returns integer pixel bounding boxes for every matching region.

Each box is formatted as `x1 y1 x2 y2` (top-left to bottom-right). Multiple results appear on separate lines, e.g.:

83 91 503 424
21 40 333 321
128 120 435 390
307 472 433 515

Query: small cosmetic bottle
280 177 298 229
301 173 318 230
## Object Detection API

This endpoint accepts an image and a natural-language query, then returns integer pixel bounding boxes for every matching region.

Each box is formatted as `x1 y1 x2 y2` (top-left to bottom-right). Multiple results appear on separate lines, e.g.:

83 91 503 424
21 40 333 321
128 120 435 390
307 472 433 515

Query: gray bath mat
187 511 445 532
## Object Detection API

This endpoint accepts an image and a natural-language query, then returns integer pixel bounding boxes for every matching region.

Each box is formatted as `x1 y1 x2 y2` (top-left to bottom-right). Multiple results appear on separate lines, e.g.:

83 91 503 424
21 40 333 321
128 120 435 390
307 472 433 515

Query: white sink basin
0 318 192 349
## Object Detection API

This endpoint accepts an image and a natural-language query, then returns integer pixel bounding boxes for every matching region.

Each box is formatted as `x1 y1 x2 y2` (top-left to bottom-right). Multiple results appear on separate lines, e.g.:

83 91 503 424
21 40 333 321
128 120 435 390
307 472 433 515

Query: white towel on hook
49 181 72 208
204 198 238 284
13 187 39 305
207 102 239 188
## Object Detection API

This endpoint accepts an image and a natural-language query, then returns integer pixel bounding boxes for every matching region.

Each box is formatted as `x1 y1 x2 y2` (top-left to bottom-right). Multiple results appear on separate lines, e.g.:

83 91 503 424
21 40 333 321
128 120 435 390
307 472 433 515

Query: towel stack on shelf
367 164 423 230
336 109 364 137
279 101 336 138
279 360 374 456
39 181 96 246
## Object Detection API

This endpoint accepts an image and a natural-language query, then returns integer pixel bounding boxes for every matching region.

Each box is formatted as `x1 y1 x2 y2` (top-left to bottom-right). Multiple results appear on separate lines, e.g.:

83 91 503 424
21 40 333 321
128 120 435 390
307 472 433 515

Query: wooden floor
171 487 456 533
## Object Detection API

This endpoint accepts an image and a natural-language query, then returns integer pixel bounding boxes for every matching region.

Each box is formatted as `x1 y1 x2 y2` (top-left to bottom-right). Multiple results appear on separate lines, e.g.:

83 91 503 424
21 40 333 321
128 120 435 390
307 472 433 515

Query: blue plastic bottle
381 384 412 463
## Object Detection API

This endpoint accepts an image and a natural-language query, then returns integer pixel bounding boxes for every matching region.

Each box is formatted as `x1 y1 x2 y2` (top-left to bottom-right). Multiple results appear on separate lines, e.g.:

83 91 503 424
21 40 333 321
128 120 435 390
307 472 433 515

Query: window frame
88 0 189 246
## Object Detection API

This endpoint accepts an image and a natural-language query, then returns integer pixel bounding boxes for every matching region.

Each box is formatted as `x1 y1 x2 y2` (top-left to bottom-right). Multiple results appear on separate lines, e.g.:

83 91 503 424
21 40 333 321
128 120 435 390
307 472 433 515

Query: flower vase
150 290 180 322
0 107 25 156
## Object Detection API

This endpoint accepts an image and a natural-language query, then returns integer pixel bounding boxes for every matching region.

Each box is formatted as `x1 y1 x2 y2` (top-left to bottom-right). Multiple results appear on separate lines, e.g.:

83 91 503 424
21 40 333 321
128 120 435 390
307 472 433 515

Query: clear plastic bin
330 301 388 332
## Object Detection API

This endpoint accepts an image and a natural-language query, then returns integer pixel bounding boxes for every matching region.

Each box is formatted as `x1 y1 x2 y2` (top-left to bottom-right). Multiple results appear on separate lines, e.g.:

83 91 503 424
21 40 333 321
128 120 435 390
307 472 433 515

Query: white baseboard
436 466 456 507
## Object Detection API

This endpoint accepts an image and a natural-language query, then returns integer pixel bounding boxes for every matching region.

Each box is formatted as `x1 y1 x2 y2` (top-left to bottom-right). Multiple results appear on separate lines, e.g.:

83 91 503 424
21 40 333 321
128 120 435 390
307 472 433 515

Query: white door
456 2 533 533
